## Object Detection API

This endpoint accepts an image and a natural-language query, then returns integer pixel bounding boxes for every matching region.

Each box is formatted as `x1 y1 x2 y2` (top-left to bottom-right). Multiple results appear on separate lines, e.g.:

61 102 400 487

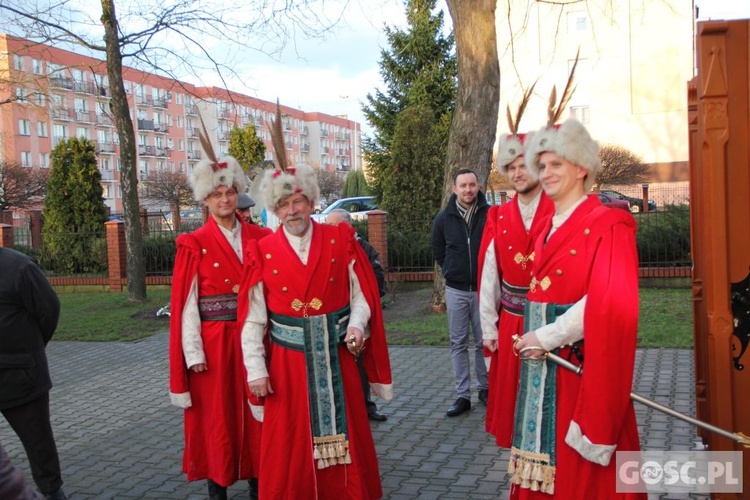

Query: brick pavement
0 335 708 499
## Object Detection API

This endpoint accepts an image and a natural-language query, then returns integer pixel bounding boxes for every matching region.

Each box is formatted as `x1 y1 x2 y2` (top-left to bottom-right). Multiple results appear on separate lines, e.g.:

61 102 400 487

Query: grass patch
383 286 693 348
56 290 171 341
637 287 693 348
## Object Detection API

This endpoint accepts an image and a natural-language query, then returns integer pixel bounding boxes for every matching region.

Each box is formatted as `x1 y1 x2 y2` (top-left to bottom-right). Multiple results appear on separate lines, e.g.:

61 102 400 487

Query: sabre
513 338 750 448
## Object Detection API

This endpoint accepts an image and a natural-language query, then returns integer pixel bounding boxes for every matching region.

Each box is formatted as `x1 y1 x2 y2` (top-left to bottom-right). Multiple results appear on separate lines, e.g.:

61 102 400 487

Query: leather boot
44 489 67 500
248 477 259 500
207 479 228 500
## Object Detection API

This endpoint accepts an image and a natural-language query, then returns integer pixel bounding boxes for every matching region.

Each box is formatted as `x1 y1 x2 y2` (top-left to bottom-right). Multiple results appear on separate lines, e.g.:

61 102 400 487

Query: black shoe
446 397 471 417
478 388 489 405
207 479 228 500
368 409 388 422
44 490 67 500
248 477 259 500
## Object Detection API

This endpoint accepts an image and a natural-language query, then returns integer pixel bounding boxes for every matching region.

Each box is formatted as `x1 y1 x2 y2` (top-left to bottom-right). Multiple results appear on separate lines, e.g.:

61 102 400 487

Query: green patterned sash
269 306 352 469
509 301 572 494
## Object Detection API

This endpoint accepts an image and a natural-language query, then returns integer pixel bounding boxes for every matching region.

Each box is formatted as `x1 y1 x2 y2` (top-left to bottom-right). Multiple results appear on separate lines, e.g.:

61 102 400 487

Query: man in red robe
169 154 269 500
240 164 392 499
512 119 644 498
478 131 554 448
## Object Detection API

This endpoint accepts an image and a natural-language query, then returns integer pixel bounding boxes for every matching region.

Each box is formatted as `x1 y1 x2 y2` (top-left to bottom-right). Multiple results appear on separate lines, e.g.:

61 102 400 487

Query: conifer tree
362 0 456 208
42 137 108 273
228 124 266 174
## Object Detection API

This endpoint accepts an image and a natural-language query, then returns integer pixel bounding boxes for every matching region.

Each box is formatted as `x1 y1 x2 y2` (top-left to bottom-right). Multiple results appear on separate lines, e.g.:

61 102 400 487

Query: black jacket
0 248 60 409
357 234 386 297
431 191 489 291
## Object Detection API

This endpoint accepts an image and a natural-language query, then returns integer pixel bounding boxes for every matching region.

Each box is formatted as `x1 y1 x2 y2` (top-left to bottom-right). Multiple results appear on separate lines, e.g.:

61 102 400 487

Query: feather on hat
496 81 536 174
189 114 247 201
260 100 320 211
524 50 601 192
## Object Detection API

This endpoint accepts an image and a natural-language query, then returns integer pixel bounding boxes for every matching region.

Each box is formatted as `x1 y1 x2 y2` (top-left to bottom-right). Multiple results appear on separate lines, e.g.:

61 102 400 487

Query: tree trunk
101 0 147 302
433 0 500 310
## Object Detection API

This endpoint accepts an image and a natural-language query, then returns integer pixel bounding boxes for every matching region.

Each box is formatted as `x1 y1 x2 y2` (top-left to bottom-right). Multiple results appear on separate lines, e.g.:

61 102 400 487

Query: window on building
176 93 183 105
179 162 185 172
101 158 111 170
53 124 68 139
136 84 144 96
47 62 61 75
77 127 89 139
21 152 32 167
40 153 49 168
19 119 31 135
156 160 165 170
155 136 164 148
102 184 112 198
72 69 84 82
51 94 64 107
74 98 87 112
13 55 24 71
139 134 148 146
124 81 132 94
118 185 123 198
570 105 590 125
37 122 48 137
32 59 44 75
567 11 589 32
35 92 45 106
178 139 184 151
167 138 174 150
15 88 27 103
98 129 109 144
166 114 172 126
177 116 183 128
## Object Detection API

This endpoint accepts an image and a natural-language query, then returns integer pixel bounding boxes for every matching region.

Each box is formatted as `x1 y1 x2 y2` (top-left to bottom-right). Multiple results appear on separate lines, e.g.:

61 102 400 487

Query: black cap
237 193 256 210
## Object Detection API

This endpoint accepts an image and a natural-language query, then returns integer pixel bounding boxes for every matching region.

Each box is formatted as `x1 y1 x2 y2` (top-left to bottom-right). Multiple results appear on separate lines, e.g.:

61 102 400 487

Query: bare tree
597 144 651 187
0 161 50 211
0 0 342 302
139 170 194 231
317 169 344 203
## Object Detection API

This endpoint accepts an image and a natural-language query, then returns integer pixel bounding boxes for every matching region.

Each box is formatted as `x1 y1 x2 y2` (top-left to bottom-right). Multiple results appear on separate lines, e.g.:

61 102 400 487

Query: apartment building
495 0 694 181
0 34 362 212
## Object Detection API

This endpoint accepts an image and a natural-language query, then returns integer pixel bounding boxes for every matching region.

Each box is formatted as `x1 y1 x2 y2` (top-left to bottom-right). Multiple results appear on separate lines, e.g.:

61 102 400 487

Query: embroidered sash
269 306 352 469
501 280 530 317
509 301 572 494
197 293 237 321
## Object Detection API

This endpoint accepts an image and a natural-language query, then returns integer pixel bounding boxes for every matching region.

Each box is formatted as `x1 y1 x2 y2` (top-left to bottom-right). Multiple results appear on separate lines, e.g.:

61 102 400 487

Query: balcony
136 95 152 107
154 147 170 158
76 110 94 123
100 169 115 180
320 129 329 137
96 114 114 127
153 124 169 134
286 141 293 150
217 131 230 142
52 136 69 146
300 126 309 136
337 163 351 172
188 127 199 138
187 150 202 160
217 109 230 120
153 97 168 109
338 149 349 157
51 107 75 121
321 147 330 155
139 145 156 156
50 76 74 90
97 141 116 154
335 132 347 141
283 121 292 131
301 142 310 153
73 81 96 95
185 105 199 116
137 119 155 131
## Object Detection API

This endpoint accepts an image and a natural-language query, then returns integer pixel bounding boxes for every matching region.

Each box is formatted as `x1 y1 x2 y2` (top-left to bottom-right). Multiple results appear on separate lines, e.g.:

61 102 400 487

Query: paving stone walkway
0 334 707 499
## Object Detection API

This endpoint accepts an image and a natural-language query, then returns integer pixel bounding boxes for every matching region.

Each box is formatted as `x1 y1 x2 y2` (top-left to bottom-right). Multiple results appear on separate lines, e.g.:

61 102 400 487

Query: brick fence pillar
2 210 12 226
140 207 150 237
367 210 388 270
0 224 13 248
642 183 650 213
29 209 43 250
106 220 127 292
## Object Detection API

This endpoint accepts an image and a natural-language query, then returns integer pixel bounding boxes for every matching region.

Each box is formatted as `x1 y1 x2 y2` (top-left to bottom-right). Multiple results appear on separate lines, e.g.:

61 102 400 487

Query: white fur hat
260 164 320 212
496 133 528 174
525 119 600 192
189 155 247 202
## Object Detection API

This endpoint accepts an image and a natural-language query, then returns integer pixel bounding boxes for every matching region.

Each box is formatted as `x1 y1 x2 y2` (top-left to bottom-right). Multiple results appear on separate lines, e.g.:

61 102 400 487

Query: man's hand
248 377 274 398
513 332 546 359
190 363 207 373
483 339 498 353
346 326 365 356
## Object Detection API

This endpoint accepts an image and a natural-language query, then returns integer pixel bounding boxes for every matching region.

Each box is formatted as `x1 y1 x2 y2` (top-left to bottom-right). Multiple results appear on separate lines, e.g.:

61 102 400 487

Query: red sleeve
343 224 393 393
169 234 201 396
573 214 639 445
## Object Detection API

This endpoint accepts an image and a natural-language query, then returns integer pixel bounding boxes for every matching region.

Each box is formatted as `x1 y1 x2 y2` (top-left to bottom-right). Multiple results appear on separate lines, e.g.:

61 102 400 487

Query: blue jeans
445 286 488 400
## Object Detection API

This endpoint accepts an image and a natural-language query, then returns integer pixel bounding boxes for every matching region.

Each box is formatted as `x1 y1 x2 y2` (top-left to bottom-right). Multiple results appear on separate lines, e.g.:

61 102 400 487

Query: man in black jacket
431 169 490 417
0 248 67 500
326 209 388 421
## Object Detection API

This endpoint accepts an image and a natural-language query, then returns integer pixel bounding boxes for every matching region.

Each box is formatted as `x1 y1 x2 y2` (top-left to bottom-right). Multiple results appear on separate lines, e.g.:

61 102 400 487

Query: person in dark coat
0 247 67 500
326 208 388 421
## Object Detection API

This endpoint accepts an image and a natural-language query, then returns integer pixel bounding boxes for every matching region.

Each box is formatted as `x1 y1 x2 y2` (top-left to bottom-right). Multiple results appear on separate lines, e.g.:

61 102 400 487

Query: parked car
314 200 328 214
600 189 657 213
163 209 203 230
597 193 631 212
312 196 378 222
